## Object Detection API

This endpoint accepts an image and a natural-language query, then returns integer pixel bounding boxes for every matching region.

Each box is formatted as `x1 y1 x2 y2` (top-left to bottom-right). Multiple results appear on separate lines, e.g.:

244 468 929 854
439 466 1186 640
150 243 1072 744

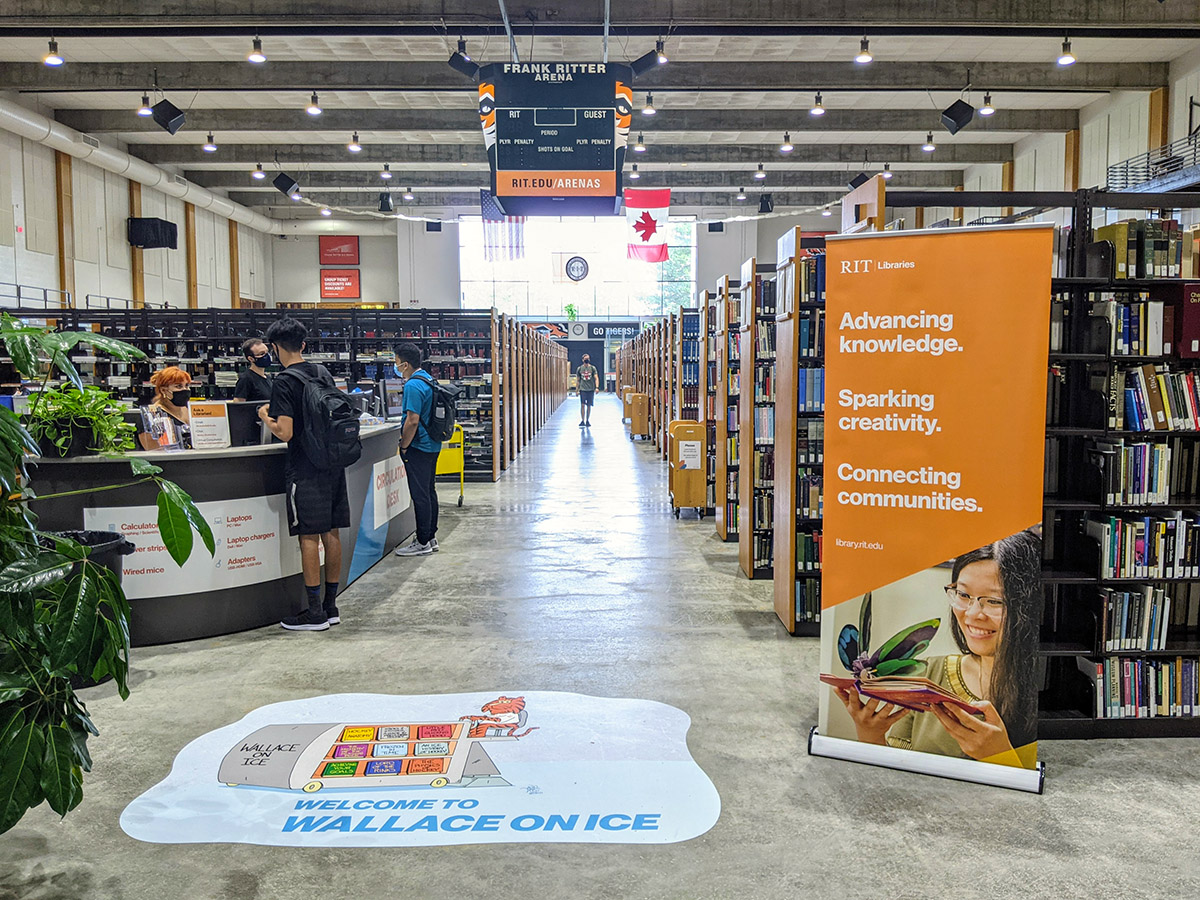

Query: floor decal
120 691 721 846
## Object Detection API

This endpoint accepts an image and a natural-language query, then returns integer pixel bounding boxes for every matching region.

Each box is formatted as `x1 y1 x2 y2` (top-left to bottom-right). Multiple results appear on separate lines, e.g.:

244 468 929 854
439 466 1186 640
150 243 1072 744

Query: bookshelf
737 258 778 580
700 290 718 515
677 308 702 424
772 230 827 636
714 275 742 542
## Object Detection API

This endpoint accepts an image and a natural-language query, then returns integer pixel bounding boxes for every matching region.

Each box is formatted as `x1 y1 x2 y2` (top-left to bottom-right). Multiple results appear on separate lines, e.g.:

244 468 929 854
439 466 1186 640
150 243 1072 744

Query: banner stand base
807 727 1045 794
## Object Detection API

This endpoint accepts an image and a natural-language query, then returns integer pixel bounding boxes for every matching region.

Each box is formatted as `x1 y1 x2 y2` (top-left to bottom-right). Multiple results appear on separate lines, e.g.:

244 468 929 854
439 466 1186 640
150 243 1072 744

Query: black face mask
170 389 191 406
252 352 273 369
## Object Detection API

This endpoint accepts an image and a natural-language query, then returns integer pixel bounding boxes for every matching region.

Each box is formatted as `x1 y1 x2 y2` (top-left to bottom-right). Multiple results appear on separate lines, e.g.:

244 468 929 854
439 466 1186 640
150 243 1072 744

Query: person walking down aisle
393 342 441 557
258 317 350 631
576 353 599 427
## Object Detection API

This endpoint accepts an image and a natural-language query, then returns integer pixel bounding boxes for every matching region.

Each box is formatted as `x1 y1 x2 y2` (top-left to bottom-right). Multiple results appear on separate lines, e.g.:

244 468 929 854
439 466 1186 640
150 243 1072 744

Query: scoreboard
478 62 633 216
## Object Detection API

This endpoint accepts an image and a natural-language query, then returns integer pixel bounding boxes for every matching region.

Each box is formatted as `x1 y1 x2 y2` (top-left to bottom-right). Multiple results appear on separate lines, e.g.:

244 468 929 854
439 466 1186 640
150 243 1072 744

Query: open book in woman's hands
820 673 984 715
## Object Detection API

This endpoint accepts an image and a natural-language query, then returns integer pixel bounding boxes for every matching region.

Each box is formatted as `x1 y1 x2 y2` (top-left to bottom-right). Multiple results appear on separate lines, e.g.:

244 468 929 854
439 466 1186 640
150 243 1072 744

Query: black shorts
286 469 350 536
580 390 595 407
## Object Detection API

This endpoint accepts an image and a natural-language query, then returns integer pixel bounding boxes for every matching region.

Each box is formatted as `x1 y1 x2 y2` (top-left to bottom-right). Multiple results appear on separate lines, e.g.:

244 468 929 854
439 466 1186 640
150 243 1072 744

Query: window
459 216 696 318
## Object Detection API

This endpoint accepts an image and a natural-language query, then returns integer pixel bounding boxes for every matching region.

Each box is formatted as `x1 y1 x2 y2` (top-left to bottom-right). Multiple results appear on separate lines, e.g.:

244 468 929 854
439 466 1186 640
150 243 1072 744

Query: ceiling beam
231 189 867 209
57 106 1075 135
4 60 1165 93
187 168 965 190
2 0 1197 31
133 141 1011 165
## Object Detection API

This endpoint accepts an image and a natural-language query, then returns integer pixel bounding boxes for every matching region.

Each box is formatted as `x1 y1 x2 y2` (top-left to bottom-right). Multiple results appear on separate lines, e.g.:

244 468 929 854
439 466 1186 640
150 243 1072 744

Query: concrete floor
4 393 1200 899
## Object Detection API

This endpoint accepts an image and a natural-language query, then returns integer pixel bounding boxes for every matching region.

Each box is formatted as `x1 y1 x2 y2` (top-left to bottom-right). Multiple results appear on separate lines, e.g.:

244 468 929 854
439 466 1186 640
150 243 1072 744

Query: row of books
728 370 740 398
754 366 776 404
754 447 775 487
727 333 741 363
1078 656 1200 719
798 419 824 465
1094 218 1200 280
1085 513 1200 579
797 310 825 359
725 502 739 534
679 362 702 386
797 530 823 573
680 341 702 363
753 489 774 531
680 315 701 339
679 386 701 410
1118 364 1200 432
795 577 822 624
752 532 774 569
726 405 738 431
755 323 777 358
754 407 775 444
798 473 824 519
1100 586 1174 651
1089 293 1174 357
727 436 739 462
777 254 826 313
752 278 778 318
798 368 825 413
1089 438 1172 505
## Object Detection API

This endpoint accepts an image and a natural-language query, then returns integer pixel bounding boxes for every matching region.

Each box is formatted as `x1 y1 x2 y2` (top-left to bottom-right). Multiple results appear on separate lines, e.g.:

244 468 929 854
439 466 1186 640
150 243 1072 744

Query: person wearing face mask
233 338 274 403
139 366 193 450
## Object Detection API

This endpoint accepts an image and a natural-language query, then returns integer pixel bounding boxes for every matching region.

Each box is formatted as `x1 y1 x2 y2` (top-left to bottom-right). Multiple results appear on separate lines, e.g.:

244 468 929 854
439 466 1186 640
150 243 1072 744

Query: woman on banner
833 530 1041 767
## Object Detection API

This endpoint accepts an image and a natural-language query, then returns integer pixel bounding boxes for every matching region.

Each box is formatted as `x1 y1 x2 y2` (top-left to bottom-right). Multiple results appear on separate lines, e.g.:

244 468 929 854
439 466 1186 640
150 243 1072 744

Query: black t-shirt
269 361 335 476
233 368 272 402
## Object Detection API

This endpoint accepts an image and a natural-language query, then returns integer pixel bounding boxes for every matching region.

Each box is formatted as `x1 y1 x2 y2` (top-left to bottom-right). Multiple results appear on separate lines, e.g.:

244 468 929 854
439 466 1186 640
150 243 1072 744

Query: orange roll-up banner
815 224 1052 790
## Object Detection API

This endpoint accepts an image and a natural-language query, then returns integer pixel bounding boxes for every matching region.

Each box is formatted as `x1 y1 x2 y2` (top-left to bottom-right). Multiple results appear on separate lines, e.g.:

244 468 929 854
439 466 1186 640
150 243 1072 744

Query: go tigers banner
814 224 1052 791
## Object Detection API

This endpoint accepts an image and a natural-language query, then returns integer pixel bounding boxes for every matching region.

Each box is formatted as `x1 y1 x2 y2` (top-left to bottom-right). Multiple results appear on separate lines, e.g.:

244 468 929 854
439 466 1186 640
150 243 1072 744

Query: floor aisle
4 393 1200 900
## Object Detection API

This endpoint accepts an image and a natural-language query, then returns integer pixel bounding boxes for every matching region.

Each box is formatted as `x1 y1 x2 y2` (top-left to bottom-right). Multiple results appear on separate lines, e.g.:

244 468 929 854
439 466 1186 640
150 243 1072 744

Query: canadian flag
624 188 671 263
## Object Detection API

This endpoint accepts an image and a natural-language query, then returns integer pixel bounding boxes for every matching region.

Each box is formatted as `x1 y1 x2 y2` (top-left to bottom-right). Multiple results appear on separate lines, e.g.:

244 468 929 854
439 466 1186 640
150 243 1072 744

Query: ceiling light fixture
736 187 747 200
290 190 302 201
634 133 646 152
379 192 394 212
137 94 153 117
821 207 833 217
882 163 893 180
202 132 217 153
758 194 774 214
43 39 63 67
979 93 996 116
855 37 873 64
457 38 471 61
150 98 185 134
347 132 362 153
320 207 332 217
810 92 825 116
630 163 640 179
642 93 657 116
247 36 266 64
306 91 322 116
252 163 266 180
403 187 415 201
754 163 767 180
922 132 936 152
656 39 669 65
380 163 392 180
780 132 794 153
1058 38 1076 67
448 42 479 79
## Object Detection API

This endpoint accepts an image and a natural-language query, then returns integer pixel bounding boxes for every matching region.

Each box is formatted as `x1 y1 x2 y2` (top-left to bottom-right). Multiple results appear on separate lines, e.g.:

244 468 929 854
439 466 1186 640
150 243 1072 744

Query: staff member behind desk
393 342 441 558
258 316 348 633
232 337 273 403
138 366 192 451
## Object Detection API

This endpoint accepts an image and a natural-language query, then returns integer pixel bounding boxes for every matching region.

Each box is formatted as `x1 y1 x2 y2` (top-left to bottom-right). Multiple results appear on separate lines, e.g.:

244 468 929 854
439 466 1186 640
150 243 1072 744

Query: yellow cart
436 423 465 507
668 420 706 519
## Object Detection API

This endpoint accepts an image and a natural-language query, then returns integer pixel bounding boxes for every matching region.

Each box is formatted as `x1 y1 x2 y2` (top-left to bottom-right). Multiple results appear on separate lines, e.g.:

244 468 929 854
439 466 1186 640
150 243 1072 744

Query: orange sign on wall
320 269 361 299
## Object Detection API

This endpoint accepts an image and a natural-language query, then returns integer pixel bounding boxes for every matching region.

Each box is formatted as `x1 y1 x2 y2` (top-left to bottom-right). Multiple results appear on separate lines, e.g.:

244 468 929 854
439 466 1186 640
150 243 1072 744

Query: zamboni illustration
219 696 537 793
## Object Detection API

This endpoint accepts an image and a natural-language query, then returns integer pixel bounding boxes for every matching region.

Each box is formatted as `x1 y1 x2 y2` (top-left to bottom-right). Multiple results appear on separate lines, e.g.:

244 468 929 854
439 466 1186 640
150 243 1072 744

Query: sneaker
431 538 439 552
579 421 586 426
584 421 591 427
281 609 330 631
394 539 433 557
324 604 340 625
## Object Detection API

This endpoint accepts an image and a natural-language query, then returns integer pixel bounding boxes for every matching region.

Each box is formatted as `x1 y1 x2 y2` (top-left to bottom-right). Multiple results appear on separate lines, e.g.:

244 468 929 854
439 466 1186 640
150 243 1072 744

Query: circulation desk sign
813 224 1051 792
121 691 721 846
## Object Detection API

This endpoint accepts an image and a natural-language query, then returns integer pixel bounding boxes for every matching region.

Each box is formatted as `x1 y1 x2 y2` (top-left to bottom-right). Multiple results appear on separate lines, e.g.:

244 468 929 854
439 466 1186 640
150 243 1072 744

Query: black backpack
279 366 362 469
409 372 460 444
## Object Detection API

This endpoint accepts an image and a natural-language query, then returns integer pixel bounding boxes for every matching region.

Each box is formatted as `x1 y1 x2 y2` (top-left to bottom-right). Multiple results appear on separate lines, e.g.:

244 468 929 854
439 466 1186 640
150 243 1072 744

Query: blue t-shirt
402 369 442 453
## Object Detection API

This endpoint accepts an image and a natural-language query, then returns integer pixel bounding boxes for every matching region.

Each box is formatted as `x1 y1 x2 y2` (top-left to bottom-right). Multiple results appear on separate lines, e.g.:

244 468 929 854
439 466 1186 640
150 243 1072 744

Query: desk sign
189 400 232 449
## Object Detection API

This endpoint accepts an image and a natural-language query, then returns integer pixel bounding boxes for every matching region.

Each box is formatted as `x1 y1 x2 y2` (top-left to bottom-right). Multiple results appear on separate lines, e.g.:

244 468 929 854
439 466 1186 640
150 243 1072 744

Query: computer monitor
343 391 369 415
226 400 269 446
382 379 405 418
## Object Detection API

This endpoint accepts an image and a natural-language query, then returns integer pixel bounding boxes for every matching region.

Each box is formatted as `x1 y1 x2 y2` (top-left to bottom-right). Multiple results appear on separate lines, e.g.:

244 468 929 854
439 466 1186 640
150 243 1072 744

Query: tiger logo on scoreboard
479 82 497 168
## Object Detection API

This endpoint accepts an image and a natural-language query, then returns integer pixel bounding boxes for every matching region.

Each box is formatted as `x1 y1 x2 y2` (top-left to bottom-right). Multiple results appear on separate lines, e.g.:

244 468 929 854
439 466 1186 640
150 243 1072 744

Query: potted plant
564 303 578 322
0 313 214 834
24 385 137 457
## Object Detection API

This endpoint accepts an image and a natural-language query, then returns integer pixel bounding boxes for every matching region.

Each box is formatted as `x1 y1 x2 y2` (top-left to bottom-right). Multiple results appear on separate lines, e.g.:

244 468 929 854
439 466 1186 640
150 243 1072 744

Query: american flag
480 190 526 262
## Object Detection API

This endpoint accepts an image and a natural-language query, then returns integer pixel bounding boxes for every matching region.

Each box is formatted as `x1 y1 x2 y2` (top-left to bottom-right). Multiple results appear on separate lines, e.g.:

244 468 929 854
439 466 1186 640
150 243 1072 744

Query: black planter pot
35 421 96 458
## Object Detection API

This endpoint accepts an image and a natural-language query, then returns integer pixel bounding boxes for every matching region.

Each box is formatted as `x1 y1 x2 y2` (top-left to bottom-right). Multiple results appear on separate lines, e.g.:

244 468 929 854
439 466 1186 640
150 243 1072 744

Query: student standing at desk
233 338 273 403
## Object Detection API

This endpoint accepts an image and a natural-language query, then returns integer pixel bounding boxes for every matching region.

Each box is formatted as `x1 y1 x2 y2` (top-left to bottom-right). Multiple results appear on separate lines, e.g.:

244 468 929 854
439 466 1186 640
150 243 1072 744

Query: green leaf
0 713 44 834
66 720 93 772
53 353 83 392
158 480 214 557
0 553 74 594
127 457 162 476
48 571 101 674
0 324 40 380
60 331 145 361
874 658 928 678
40 724 82 817
875 619 941 664
156 491 193 567
0 669 34 705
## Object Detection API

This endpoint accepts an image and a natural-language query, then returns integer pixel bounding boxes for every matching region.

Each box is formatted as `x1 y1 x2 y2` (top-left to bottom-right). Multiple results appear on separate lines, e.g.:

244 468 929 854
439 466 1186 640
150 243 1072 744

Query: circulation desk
29 423 413 645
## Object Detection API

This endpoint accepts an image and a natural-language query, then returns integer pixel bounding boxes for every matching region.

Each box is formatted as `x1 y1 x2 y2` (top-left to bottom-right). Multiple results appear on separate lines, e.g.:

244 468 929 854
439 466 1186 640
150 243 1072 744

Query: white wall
1013 132 1070 228
272 234 400 305
961 164 1005 226
1080 91 1151 192
398 220 461 309
0 130 59 296
239 226 271 305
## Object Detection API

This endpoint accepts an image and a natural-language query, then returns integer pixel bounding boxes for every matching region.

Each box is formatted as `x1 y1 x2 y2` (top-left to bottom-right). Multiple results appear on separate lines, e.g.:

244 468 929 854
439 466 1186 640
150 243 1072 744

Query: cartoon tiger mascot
460 695 538 739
